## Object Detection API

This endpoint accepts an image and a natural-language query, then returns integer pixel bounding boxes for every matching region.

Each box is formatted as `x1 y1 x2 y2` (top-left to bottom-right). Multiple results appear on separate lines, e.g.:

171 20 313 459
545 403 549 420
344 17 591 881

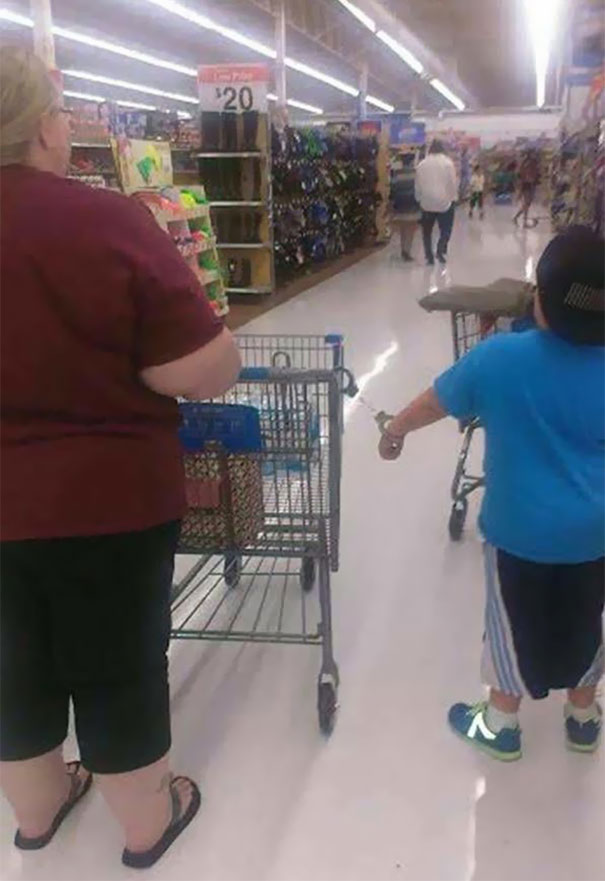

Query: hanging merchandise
272 126 383 281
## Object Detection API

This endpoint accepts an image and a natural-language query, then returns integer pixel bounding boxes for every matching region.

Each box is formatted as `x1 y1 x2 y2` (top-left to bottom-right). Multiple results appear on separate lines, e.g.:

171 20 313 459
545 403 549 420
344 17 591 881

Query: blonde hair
0 46 58 166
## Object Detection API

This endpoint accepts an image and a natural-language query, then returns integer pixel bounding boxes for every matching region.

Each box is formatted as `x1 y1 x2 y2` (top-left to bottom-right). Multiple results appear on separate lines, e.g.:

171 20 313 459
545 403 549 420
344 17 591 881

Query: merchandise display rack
271 126 383 284
551 122 604 232
196 112 275 298
133 185 229 317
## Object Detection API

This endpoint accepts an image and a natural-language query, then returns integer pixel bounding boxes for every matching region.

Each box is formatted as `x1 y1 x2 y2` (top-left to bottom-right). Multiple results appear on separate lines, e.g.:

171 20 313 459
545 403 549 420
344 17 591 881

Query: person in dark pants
0 48 241 869
415 139 458 265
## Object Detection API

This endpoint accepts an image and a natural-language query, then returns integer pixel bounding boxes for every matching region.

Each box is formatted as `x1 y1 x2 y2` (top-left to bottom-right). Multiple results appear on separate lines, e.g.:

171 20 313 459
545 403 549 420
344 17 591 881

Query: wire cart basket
447 311 508 540
171 334 357 734
419 280 533 541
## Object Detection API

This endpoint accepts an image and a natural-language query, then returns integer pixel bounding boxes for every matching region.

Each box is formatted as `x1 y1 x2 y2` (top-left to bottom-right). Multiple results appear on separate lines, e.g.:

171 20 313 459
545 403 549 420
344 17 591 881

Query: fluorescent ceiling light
284 57 359 96
140 0 362 98
429 77 465 110
63 89 106 102
267 93 323 115
62 69 199 104
53 25 196 76
0 8 196 75
376 30 423 75
524 0 561 107
63 90 157 110
1 5 393 112
0 8 32 26
335 0 376 32
367 94 395 112
144 0 276 58
284 98 324 115
116 99 157 110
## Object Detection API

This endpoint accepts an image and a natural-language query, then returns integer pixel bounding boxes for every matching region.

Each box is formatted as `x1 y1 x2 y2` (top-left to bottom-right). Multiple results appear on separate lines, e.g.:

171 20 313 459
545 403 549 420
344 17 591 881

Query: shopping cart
419 280 534 541
170 334 357 734
447 311 502 540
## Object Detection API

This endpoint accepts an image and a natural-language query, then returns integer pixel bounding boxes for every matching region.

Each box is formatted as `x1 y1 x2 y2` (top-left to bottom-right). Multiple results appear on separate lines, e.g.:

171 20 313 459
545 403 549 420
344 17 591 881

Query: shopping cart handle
336 367 359 397
239 366 272 381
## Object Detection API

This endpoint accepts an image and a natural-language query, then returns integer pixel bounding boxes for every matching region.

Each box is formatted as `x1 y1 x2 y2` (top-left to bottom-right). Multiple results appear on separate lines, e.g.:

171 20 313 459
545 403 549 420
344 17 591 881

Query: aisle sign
198 64 269 113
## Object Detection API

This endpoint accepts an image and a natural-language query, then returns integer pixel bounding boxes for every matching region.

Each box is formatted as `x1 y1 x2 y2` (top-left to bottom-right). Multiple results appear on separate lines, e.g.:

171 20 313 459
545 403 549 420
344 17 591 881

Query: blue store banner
389 115 426 146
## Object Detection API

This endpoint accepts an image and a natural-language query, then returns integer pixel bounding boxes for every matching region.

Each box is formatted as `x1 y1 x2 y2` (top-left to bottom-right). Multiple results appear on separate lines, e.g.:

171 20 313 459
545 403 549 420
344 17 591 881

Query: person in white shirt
415 140 458 265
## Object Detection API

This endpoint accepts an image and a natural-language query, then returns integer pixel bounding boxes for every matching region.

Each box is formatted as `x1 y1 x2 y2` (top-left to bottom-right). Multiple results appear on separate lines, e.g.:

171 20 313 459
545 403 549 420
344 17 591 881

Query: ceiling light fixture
0 8 196 75
0 8 32 26
335 0 376 33
284 57 359 96
63 90 157 111
1 5 392 112
376 30 423 75
366 94 395 112
429 78 465 110
62 69 199 104
144 0 276 58
63 88 106 102
524 0 561 107
267 93 323 115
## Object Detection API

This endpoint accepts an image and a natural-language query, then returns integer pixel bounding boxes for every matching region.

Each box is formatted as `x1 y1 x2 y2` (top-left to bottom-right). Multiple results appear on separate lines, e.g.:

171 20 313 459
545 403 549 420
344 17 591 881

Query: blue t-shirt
434 330 605 563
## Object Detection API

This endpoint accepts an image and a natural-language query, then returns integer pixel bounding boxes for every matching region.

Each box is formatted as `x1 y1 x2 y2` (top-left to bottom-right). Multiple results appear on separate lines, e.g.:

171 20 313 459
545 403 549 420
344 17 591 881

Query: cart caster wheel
300 554 316 592
318 682 337 735
224 553 242 588
448 499 468 541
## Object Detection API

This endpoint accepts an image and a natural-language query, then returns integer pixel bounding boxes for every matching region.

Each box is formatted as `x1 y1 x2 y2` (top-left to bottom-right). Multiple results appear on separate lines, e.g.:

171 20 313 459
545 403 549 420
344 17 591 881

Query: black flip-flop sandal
14 761 93 851
122 776 201 870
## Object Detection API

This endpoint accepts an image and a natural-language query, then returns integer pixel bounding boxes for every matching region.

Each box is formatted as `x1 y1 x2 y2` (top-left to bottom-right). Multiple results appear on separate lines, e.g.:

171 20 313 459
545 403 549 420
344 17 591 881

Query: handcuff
375 410 405 452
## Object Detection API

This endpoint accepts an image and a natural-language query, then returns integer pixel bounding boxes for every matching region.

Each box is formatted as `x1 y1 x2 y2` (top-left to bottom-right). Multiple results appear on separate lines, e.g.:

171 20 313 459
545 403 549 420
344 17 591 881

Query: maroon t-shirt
0 165 223 541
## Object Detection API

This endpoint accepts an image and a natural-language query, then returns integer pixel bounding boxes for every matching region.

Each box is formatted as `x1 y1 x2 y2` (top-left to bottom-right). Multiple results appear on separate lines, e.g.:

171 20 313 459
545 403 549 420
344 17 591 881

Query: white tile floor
2 207 603 881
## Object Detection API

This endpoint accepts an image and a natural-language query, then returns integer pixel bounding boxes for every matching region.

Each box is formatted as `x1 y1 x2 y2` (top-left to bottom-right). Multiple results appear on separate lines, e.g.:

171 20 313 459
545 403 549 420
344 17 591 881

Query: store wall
418 112 562 146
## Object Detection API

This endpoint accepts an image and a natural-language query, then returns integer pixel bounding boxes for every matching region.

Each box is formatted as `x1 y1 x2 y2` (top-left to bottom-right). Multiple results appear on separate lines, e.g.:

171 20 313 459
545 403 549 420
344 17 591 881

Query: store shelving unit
272 126 383 284
69 141 119 188
551 122 603 232
141 186 229 317
196 115 275 300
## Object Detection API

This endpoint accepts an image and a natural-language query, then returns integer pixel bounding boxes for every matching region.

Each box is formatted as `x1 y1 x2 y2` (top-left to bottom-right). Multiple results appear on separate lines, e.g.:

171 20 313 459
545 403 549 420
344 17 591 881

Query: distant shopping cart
171 335 357 734
420 280 534 541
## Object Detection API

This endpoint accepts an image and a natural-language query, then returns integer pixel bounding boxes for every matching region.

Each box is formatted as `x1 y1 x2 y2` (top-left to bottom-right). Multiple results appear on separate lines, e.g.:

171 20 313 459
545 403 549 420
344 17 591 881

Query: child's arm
378 388 447 460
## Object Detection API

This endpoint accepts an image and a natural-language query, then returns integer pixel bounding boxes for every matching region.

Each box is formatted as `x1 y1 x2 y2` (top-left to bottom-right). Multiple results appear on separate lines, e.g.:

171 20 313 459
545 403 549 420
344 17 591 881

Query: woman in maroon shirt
0 47 240 868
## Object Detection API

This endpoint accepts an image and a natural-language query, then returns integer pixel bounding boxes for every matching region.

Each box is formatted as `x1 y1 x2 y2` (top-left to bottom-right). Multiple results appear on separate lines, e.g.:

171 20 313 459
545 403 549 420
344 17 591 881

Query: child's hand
378 431 404 460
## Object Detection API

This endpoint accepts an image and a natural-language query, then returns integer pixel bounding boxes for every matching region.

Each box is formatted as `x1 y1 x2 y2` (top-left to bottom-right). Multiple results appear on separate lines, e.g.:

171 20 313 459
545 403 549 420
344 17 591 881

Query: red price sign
198 64 269 113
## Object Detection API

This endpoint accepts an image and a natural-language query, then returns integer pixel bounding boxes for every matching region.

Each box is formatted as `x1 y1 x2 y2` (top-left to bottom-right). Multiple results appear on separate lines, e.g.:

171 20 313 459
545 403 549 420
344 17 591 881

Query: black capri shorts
0 521 180 773
482 544 604 699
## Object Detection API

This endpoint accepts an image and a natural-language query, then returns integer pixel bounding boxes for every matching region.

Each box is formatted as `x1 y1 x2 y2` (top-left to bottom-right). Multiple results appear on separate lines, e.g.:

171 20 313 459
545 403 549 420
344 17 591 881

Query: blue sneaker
565 704 602 753
448 701 522 761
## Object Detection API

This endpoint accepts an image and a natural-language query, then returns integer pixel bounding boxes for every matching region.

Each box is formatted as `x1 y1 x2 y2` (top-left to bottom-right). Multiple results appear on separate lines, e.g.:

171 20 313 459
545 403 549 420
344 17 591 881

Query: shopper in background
513 149 540 227
378 226 604 761
0 47 241 869
415 139 458 265
468 163 486 219
390 151 420 261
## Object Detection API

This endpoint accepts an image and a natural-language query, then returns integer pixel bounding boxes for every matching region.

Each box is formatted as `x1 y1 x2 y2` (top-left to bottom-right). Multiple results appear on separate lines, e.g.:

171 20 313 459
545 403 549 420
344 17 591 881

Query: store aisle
2 208 603 881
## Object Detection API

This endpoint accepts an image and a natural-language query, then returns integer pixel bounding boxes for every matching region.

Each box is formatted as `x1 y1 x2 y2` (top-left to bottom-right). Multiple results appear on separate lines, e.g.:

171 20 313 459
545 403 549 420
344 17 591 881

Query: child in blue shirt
379 226 604 760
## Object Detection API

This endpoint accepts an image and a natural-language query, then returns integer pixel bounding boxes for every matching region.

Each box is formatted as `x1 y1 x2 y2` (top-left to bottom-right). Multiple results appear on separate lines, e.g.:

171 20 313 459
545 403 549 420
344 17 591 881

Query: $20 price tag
198 64 269 114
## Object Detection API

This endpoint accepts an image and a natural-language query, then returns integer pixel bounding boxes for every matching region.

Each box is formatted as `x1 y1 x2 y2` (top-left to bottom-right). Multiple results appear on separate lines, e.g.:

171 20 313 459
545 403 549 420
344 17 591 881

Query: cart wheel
224 553 242 588
448 499 468 541
300 554 316 592
318 682 337 735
